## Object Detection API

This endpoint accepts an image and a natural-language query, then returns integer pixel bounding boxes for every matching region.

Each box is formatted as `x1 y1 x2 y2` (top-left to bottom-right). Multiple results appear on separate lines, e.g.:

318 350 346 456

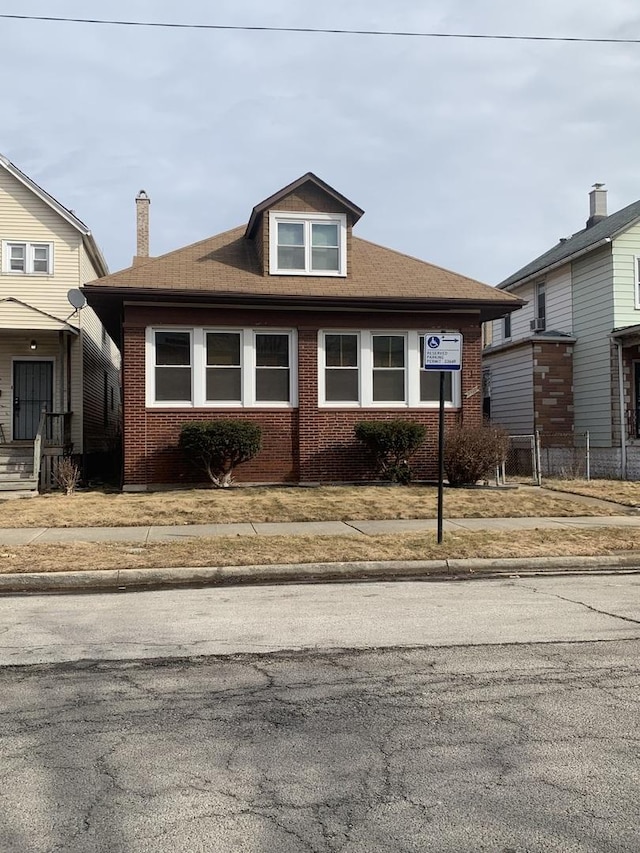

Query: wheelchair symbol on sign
427 336 441 349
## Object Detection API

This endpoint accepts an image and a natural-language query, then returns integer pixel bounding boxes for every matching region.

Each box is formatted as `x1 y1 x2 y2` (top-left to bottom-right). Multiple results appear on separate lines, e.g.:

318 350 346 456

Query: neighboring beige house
483 184 640 478
0 153 120 492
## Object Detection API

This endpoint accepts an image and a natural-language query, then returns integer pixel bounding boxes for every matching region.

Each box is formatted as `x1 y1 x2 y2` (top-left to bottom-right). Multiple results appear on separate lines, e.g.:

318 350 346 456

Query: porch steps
0 445 38 493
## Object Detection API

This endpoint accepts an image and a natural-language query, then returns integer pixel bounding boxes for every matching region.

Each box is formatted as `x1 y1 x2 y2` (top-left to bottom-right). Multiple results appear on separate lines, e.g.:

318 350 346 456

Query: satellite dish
67 289 87 310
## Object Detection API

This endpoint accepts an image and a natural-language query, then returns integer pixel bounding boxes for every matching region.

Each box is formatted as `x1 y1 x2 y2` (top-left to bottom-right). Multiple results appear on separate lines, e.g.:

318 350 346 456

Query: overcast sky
3 1 640 284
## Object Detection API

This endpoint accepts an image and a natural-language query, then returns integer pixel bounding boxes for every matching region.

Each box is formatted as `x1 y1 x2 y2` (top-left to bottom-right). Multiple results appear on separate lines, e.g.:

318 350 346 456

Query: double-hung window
319 331 460 408
2 241 52 274
255 333 291 402
206 332 242 403
372 335 406 402
324 333 360 402
147 328 296 407
269 212 347 276
153 331 192 402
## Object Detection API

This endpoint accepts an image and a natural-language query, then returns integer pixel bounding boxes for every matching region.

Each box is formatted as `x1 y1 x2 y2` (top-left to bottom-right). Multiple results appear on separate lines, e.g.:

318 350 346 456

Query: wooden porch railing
33 411 73 489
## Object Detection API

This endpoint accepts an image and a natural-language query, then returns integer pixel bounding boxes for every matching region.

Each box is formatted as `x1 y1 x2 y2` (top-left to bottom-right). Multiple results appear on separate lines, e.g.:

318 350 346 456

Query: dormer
244 172 364 278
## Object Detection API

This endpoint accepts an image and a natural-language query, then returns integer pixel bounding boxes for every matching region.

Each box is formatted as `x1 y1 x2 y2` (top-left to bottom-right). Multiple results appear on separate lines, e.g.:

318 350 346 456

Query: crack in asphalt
516 581 640 626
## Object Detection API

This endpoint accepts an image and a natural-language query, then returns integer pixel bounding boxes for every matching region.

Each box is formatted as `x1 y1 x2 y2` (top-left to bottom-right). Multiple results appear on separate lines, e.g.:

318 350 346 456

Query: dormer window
269 211 347 276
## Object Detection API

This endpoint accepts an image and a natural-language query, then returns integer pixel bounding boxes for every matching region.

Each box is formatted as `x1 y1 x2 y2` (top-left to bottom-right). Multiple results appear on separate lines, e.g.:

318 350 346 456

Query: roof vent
586 183 607 229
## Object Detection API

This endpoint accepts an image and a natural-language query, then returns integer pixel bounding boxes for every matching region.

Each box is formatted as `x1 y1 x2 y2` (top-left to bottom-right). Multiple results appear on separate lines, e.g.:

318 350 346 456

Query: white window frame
146 327 297 408
2 241 53 275
146 328 194 407
269 211 347 277
635 256 640 310
318 330 461 409
319 331 362 406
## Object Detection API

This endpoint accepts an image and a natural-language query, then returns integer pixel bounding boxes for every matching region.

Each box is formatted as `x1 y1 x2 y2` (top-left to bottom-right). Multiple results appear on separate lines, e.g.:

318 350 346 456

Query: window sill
270 269 346 278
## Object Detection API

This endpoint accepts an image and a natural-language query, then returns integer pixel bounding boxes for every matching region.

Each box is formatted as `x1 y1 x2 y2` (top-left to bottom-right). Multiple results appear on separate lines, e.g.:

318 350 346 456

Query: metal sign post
423 333 463 544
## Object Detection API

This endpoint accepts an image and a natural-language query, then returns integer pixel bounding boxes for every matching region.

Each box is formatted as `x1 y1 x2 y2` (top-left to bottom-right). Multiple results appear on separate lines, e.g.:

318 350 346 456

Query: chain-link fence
538 432 590 480
496 432 591 485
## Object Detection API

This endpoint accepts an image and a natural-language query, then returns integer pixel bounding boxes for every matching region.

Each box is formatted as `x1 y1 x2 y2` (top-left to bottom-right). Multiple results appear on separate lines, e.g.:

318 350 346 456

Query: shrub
179 420 262 488
54 456 81 496
444 423 509 487
354 419 427 484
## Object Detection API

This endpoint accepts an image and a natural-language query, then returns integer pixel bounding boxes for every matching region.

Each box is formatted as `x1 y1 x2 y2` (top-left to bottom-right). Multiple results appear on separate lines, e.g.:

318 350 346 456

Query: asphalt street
1 576 639 852
1 640 639 852
0 575 639 664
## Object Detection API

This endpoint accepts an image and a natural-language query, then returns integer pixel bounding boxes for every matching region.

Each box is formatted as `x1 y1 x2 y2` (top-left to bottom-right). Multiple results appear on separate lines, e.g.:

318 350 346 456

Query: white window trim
146 327 297 409
635 256 640 310
2 240 54 275
318 330 461 409
146 327 194 408
269 210 347 277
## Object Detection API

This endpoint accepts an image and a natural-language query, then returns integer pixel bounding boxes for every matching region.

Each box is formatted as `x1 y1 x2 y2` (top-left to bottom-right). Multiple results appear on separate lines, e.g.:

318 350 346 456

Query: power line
0 13 638 44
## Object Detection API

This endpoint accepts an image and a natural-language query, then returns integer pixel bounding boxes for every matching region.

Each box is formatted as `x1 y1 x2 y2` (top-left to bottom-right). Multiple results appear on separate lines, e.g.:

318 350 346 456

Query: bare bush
54 456 81 496
445 423 510 487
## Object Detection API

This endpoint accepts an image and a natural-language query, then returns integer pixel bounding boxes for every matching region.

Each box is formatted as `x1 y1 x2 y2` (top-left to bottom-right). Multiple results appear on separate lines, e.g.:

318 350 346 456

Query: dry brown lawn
545 478 640 507
0 484 621 528
2 527 640 574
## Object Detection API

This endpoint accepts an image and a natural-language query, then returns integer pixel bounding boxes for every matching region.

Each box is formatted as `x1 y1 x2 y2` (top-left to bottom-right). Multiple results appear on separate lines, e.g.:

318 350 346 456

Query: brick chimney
586 183 607 229
134 190 150 263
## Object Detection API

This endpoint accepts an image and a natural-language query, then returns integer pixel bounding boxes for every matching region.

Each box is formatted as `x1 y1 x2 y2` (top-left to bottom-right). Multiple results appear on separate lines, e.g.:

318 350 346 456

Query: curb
2 554 640 594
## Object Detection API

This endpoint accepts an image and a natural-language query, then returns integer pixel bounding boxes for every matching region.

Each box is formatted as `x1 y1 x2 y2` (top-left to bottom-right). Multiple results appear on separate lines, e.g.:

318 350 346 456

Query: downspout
615 339 627 480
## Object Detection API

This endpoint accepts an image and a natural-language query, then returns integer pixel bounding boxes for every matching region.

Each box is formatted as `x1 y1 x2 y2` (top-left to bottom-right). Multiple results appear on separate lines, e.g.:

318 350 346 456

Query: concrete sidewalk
2 514 640 545
3 514 640 595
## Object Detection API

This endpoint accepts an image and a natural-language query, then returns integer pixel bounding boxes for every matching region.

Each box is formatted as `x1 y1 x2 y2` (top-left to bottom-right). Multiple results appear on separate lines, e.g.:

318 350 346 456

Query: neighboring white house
0 153 120 491
483 183 640 478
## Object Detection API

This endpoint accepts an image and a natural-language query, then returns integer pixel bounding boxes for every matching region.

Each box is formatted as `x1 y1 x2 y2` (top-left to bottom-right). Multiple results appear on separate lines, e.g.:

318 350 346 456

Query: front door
13 361 53 440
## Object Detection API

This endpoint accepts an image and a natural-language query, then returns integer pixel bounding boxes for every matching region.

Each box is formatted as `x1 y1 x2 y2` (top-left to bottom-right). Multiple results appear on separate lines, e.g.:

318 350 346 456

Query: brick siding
122 305 482 487
532 341 574 437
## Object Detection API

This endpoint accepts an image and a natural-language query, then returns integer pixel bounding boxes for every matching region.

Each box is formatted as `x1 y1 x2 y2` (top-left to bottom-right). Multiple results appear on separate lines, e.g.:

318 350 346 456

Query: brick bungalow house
83 173 520 490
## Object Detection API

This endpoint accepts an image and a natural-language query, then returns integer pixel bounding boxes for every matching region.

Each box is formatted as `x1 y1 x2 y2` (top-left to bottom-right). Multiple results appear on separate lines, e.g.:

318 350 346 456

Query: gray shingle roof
499 198 640 289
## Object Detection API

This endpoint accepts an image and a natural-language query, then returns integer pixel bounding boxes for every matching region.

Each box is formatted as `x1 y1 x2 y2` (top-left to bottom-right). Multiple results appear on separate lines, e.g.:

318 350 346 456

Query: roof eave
82 285 523 340
0 154 92 235
498 236 614 291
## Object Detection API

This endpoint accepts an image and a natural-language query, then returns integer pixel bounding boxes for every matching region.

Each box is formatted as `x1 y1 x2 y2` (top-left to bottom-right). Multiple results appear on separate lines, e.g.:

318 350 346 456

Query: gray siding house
483 184 640 478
